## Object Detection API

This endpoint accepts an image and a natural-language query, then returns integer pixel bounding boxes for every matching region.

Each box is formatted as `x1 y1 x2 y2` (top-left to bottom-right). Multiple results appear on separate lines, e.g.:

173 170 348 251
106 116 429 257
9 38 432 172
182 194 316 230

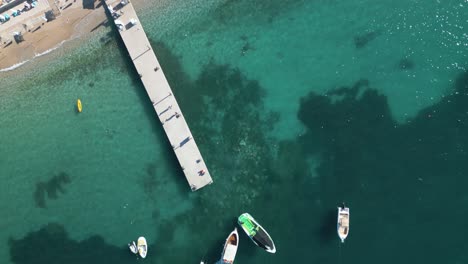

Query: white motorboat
220 228 239 264
337 204 350 242
128 241 138 254
137 236 148 258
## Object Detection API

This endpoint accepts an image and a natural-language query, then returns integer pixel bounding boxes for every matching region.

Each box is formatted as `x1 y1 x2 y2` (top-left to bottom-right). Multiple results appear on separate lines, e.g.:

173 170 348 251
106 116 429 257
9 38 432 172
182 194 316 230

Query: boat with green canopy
237 213 276 253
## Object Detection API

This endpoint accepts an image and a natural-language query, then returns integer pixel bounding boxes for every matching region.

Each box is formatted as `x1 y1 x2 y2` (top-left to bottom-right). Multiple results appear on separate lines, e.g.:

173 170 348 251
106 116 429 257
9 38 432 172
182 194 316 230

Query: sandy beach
0 0 108 70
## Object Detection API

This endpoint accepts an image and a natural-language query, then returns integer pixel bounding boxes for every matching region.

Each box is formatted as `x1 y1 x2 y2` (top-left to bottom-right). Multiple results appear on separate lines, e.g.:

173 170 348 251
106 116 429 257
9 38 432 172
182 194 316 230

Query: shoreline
0 39 66 72
0 0 109 72
0 0 161 73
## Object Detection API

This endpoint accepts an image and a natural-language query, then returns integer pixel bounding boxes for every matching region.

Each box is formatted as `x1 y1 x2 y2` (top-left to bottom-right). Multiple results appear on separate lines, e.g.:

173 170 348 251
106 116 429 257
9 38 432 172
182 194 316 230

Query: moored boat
137 236 148 258
220 228 239 264
128 241 138 254
238 213 276 253
77 99 82 113
337 203 350 243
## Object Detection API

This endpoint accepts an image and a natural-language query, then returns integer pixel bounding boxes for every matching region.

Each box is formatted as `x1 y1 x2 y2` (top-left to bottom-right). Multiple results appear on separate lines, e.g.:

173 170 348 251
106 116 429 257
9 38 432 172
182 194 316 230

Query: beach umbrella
45 10 56 21
13 32 24 43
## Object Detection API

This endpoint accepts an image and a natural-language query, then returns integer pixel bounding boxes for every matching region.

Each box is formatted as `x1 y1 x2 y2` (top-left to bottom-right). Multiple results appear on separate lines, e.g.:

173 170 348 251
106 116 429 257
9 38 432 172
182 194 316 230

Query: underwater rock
398 58 415 70
354 30 380 49
33 172 72 208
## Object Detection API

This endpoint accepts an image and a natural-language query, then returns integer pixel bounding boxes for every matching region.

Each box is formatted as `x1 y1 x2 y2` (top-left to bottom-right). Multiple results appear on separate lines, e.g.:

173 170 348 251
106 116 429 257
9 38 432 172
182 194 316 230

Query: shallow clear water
0 0 467 263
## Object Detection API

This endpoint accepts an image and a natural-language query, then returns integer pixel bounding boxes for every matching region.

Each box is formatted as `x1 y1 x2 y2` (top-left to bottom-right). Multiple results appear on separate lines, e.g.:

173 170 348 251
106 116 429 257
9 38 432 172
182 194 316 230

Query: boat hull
238 213 276 253
221 228 239 263
337 207 350 242
128 241 138 254
137 236 148 258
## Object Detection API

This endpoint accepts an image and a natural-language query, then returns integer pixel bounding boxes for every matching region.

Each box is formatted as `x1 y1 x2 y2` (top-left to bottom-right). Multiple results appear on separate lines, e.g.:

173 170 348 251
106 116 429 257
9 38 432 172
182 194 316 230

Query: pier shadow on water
142 39 286 262
9 223 140 264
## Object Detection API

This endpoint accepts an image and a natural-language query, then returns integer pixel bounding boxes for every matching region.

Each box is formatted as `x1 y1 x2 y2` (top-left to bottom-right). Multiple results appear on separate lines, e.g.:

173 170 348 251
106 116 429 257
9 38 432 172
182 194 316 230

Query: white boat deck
104 0 212 191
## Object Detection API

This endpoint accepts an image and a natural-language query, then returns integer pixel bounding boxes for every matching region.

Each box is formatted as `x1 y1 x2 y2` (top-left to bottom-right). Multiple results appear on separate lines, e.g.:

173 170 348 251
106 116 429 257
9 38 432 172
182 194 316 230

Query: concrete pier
104 0 212 191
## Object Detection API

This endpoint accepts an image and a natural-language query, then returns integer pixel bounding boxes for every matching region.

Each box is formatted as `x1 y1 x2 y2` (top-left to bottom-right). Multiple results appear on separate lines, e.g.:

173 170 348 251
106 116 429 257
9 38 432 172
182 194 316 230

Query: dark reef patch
240 42 254 56
212 0 304 25
398 57 415 70
151 209 160 220
99 31 115 45
276 51 284 60
140 163 159 196
354 30 381 49
296 71 468 263
105 128 115 140
34 172 72 208
9 223 137 264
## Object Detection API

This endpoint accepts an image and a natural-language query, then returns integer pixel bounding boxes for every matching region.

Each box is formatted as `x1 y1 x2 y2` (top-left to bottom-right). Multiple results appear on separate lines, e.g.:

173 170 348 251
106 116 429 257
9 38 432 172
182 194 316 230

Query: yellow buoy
77 99 82 113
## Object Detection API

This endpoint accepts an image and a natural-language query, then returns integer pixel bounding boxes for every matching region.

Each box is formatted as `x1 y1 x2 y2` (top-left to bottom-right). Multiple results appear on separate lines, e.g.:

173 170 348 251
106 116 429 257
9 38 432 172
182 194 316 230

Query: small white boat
137 236 148 258
128 241 138 254
220 228 239 264
337 204 350 242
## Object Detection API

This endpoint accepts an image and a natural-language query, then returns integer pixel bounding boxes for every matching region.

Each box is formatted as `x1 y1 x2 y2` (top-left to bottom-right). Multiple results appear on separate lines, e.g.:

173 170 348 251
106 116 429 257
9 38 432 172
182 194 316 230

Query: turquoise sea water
0 0 467 263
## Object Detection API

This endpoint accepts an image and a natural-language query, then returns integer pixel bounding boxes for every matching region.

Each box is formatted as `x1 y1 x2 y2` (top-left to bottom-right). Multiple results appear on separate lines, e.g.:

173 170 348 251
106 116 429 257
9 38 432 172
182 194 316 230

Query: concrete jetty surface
104 0 212 191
